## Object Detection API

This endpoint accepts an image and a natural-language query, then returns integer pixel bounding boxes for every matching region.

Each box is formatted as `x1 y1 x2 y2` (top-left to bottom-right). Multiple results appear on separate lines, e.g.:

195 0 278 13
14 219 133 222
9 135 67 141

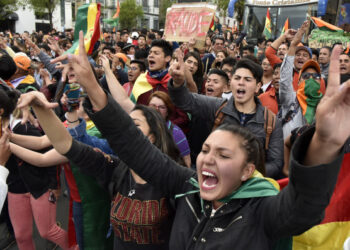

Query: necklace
128 172 136 197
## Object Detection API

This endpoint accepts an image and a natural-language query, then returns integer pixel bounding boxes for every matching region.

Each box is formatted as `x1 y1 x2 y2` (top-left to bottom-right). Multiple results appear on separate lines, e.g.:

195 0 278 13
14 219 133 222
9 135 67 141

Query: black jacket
7 122 57 198
168 80 284 178
84 94 344 250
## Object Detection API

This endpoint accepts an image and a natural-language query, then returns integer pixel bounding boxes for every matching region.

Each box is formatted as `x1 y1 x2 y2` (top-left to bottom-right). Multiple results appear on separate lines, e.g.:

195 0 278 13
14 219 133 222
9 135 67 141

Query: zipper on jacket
212 215 243 232
186 197 200 223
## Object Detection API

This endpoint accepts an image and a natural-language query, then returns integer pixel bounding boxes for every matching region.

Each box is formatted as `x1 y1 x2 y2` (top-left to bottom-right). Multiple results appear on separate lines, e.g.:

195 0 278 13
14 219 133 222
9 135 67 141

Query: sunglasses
301 72 321 80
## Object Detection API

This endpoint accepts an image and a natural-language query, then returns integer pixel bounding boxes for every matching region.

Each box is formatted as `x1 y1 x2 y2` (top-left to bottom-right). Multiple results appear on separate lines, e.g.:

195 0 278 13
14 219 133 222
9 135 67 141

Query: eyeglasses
301 72 321 80
129 67 139 71
149 104 167 111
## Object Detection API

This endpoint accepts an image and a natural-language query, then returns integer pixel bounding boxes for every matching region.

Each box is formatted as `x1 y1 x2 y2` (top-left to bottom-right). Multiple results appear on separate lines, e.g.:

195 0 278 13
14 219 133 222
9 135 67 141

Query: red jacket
258 87 279 114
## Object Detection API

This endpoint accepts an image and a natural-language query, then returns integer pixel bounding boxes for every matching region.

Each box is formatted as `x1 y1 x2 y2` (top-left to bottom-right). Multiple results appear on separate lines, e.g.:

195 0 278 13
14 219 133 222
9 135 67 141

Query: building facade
4 0 159 33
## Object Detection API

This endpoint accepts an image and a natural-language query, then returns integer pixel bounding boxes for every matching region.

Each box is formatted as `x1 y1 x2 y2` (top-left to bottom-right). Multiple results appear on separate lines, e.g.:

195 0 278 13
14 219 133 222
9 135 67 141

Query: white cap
131 32 139 39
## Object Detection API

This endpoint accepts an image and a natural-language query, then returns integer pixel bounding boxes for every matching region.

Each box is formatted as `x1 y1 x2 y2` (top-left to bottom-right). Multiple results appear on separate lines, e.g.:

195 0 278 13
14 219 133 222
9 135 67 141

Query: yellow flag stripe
293 221 350 249
74 3 98 55
131 73 153 101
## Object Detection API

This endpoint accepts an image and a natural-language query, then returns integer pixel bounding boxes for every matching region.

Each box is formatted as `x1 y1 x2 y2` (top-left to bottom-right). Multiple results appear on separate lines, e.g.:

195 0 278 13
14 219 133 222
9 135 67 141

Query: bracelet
270 45 277 51
64 113 79 123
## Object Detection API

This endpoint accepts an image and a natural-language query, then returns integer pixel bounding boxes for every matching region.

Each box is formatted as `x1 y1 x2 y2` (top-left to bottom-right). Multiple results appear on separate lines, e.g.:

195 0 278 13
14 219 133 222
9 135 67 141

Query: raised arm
175 48 198 93
9 144 67 167
10 133 51 150
262 44 350 238
266 29 296 68
49 30 197 196
99 54 135 114
287 21 309 57
279 55 296 107
50 31 108 112
167 53 222 119
17 91 72 155
16 92 125 194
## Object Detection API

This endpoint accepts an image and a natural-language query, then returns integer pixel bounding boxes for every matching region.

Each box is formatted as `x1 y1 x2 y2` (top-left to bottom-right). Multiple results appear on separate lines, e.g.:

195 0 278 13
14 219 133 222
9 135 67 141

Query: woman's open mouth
201 170 218 191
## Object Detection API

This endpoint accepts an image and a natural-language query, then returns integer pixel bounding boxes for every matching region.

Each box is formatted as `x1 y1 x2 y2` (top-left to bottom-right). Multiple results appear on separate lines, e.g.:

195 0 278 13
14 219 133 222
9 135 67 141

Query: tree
159 0 173 29
119 0 143 29
25 0 59 29
0 0 19 20
215 0 230 20
235 0 245 26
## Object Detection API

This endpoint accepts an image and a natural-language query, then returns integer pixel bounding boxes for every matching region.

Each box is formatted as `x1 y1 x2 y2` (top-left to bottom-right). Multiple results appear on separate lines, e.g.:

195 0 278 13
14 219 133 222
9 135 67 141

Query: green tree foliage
25 0 59 29
235 0 245 25
0 0 19 20
159 0 173 29
119 0 143 29
215 0 229 19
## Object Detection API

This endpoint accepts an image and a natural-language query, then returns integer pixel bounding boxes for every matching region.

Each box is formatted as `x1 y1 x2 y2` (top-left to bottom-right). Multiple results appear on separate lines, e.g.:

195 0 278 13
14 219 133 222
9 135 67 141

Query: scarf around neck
175 171 279 213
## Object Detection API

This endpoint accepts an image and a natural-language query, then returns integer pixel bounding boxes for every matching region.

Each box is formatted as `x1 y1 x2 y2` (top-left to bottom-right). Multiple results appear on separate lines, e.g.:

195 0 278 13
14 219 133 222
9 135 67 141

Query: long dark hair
184 51 204 93
215 124 265 176
133 105 185 166
0 84 20 119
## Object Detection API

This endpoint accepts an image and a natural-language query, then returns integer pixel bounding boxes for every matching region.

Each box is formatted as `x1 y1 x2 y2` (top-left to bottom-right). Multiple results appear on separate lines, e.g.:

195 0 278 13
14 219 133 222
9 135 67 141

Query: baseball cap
298 59 321 81
14 54 31 71
116 53 128 63
295 46 312 58
131 32 139 39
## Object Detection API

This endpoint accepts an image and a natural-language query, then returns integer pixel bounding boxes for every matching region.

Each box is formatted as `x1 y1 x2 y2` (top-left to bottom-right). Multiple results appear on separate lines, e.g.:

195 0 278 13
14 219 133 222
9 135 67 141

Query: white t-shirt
261 81 272 93
0 165 9 213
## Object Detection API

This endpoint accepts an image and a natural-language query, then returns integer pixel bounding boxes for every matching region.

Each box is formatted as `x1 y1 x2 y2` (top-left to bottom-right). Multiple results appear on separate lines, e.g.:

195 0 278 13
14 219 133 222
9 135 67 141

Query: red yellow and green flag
67 3 101 55
263 8 272 39
209 16 216 31
293 154 350 249
130 73 171 104
281 18 290 35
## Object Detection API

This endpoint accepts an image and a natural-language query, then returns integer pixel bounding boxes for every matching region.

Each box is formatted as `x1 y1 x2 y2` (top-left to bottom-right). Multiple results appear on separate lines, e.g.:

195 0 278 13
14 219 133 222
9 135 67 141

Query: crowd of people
0 18 349 250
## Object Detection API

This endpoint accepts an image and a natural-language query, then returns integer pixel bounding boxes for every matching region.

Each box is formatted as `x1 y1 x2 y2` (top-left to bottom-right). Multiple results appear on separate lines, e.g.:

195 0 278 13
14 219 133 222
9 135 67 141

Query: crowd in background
0 18 349 250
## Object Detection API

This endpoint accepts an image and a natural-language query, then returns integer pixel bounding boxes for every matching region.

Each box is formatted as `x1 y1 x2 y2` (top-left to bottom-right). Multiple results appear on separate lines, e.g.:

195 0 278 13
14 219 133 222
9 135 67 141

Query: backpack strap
212 100 228 131
264 107 276 151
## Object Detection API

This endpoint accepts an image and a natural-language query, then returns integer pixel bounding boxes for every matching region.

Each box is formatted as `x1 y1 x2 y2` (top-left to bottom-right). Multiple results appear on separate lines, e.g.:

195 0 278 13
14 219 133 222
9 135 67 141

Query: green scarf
296 78 323 124
175 176 279 212
175 176 291 250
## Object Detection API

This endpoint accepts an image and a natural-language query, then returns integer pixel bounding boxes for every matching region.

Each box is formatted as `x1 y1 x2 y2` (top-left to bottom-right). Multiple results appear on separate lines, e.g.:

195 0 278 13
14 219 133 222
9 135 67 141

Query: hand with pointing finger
305 44 350 166
314 44 350 147
51 31 97 90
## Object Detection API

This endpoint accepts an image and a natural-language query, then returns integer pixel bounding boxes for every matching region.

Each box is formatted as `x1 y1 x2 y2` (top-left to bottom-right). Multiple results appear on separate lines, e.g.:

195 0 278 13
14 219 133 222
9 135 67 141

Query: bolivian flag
67 3 101 55
130 72 170 103
293 154 350 249
263 8 272 39
281 18 290 35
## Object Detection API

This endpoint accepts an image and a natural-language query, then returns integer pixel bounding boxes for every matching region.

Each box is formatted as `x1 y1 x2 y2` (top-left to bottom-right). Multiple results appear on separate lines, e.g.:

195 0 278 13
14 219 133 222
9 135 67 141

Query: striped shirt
167 121 190 157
